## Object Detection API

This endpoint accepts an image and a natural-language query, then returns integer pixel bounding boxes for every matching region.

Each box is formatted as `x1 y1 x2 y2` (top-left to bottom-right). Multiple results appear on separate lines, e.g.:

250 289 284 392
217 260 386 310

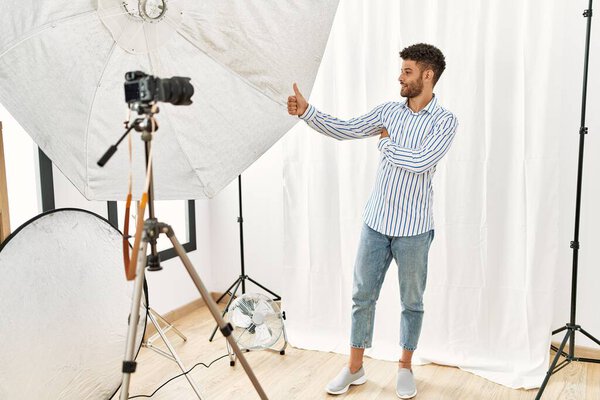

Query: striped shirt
299 95 458 237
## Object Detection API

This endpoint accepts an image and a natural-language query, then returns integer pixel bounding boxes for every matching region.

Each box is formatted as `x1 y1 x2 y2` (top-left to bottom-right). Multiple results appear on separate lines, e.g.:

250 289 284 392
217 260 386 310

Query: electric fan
225 293 288 366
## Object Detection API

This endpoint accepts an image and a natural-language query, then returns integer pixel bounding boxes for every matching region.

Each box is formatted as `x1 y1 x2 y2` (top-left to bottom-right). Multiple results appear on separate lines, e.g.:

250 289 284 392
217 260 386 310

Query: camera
124 71 194 106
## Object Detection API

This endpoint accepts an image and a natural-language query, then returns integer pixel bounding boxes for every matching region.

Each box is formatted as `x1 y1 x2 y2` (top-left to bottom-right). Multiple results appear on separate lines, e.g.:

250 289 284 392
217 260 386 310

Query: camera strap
123 116 134 280
126 116 156 281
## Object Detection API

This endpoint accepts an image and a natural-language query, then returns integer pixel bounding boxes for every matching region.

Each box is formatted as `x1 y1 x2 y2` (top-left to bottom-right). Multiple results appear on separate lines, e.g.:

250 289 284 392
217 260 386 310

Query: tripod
98 104 268 400
535 1 600 398
208 175 281 343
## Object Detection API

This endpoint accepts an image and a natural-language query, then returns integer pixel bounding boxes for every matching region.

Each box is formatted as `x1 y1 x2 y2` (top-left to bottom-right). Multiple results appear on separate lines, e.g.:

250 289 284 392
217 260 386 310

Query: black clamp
122 361 137 373
580 126 588 135
566 323 582 331
237 217 244 223
570 241 580 250
583 9 593 17
220 323 234 337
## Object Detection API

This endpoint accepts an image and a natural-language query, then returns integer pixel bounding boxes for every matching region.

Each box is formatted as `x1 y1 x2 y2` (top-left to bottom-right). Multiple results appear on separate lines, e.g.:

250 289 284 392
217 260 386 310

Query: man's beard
400 77 424 98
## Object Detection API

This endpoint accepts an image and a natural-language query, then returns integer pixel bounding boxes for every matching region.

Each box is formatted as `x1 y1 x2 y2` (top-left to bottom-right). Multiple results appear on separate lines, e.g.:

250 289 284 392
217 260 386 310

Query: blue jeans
350 223 434 351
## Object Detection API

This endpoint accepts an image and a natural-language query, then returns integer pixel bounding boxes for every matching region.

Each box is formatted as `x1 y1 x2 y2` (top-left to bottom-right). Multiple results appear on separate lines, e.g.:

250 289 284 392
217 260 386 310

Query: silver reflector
0 209 146 399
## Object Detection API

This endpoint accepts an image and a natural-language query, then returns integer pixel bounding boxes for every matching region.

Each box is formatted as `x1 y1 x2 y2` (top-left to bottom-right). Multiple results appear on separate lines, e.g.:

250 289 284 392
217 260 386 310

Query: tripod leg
535 330 571 400
209 278 243 342
246 276 281 301
164 228 269 400
119 240 149 400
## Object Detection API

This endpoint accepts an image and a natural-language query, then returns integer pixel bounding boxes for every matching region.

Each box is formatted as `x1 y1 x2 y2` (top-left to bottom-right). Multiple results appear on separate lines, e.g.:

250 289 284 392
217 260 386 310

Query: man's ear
425 69 434 83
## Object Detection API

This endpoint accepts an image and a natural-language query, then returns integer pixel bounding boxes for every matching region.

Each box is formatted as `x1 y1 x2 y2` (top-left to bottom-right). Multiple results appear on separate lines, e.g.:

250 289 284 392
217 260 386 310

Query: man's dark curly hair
399 43 446 85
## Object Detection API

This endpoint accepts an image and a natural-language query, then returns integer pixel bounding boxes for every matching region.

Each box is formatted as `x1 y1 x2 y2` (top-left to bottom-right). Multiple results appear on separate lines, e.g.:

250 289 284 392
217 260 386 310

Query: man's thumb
293 83 303 98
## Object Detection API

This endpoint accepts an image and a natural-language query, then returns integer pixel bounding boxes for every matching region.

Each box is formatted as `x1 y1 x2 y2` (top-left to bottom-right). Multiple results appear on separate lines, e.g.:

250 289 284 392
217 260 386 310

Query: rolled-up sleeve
378 114 458 173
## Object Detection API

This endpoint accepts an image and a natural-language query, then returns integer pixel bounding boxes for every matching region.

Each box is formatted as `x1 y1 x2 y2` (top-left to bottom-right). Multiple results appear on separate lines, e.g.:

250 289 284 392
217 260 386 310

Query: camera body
124 71 194 106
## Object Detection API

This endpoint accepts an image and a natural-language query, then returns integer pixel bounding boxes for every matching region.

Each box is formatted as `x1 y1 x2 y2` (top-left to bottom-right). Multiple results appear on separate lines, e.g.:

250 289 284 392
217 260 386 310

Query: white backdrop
280 0 599 390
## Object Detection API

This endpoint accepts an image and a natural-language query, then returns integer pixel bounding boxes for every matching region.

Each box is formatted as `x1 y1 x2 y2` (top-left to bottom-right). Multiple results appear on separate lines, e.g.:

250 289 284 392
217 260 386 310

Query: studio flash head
124 71 194 106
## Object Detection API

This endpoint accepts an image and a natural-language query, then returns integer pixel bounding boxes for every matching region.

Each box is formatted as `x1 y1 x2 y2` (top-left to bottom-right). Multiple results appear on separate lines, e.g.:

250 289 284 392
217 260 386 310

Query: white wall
1 104 39 231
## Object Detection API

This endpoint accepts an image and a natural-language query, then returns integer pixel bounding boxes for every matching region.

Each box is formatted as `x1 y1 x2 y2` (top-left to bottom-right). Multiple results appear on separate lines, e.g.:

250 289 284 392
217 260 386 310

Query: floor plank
113 305 600 400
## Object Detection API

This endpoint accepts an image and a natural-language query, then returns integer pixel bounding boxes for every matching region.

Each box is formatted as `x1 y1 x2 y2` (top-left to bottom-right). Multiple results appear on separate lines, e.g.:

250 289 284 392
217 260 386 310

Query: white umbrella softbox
0 0 339 200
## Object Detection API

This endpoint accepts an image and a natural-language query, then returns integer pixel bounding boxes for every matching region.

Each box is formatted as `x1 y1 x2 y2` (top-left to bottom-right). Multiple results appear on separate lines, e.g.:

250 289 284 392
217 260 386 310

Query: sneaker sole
396 388 417 399
326 375 367 395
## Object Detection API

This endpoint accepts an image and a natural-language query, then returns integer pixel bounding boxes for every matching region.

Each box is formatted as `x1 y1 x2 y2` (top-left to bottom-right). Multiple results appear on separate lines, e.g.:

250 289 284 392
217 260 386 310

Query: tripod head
130 102 159 135
96 103 159 167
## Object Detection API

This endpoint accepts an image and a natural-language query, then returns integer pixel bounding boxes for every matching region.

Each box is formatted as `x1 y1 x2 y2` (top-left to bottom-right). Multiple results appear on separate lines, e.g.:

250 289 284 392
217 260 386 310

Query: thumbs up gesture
287 83 308 116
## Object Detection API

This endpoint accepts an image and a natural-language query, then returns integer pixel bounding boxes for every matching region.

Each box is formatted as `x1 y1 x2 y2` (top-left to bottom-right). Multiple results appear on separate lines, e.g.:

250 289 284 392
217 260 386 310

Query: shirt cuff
299 104 316 121
378 137 391 151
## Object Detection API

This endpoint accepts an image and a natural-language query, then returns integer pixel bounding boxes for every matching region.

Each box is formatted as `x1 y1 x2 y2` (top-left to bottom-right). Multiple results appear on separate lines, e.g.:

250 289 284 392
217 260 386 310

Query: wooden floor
115 305 600 400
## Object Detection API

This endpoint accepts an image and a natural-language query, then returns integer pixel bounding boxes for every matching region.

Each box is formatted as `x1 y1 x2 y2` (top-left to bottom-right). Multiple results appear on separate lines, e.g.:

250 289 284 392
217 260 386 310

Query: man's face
398 60 425 98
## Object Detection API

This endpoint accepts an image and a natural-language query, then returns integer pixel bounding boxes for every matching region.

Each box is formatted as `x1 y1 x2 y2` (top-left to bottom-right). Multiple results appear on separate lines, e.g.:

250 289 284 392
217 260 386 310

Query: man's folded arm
377 114 458 173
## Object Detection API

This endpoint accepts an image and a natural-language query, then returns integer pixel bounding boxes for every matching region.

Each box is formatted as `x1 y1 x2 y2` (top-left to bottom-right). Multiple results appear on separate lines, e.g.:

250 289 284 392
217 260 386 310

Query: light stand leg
214 277 242 305
164 226 269 400
535 330 571 400
246 276 281 300
579 327 600 348
119 239 149 400
146 311 203 399
208 277 243 342
146 307 188 344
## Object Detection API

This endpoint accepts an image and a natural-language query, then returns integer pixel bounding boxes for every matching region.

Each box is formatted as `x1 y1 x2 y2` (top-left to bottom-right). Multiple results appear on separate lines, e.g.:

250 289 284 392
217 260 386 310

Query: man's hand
380 128 390 139
287 83 308 116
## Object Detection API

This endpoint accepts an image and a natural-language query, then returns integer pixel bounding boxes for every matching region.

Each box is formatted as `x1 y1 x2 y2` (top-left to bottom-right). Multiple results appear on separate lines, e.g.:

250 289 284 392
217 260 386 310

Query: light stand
208 175 282 343
98 104 268 400
535 1 600 398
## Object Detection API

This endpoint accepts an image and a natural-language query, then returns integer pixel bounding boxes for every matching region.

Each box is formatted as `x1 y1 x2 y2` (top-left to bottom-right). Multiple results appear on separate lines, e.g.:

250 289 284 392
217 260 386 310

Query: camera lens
162 77 194 105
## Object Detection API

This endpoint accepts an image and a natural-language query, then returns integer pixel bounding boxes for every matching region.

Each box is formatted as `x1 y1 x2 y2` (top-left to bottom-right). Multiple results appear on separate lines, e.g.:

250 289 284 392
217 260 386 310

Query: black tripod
208 175 281 342
535 1 600 398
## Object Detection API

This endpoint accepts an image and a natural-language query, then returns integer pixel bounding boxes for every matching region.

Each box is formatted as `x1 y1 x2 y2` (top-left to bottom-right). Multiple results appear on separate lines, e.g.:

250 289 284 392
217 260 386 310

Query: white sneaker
325 366 367 395
396 368 417 399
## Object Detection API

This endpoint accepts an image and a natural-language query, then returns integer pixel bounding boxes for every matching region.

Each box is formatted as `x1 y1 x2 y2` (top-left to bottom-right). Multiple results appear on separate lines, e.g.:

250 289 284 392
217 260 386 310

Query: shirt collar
423 94 438 114
400 94 438 114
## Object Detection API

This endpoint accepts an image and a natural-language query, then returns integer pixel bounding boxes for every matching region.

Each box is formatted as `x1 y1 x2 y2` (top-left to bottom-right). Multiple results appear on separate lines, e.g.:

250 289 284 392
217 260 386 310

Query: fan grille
227 293 283 350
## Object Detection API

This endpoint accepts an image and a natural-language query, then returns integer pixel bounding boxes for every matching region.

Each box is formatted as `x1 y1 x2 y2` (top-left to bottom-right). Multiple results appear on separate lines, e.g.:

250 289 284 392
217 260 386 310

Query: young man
287 43 458 398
